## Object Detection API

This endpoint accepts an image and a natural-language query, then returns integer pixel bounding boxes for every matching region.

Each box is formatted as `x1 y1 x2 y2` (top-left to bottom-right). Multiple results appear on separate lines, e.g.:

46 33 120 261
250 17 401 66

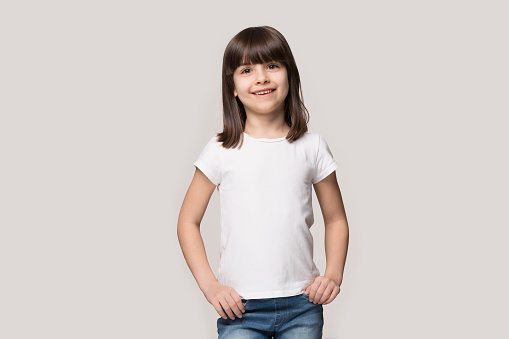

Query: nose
255 65 269 84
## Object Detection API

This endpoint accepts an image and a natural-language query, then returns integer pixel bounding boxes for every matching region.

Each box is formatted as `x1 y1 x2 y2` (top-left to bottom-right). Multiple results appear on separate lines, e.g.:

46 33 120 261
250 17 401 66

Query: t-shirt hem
237 286 309 300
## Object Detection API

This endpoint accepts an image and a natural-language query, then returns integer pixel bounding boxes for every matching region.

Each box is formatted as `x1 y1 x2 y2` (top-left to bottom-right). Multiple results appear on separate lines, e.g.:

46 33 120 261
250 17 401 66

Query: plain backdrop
1 1 508 338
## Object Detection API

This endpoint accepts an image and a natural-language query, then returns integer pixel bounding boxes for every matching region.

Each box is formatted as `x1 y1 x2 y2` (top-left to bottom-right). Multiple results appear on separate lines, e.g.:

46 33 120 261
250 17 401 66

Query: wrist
199 278 220 294
324 271 343 286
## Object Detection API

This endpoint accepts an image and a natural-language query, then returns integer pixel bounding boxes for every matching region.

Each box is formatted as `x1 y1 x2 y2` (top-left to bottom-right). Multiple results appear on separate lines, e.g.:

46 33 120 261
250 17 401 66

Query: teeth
254 89 274 95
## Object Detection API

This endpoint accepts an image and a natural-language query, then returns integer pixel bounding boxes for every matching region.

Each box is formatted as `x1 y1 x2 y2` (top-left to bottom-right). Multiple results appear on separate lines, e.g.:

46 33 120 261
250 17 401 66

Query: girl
177 26 349 339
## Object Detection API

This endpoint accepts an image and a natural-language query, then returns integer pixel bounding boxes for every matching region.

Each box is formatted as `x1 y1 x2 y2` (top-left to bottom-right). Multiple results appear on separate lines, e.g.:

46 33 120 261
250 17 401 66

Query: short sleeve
194 136 222 186
312 134 339 184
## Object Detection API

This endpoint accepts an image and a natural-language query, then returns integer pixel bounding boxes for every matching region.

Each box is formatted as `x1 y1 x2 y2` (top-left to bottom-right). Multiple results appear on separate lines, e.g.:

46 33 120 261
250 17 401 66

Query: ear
233 89 237 97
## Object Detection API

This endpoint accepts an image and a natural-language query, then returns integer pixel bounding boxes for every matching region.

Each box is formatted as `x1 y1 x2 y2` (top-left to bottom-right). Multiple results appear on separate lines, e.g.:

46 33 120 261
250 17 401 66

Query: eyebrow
238 60 277 67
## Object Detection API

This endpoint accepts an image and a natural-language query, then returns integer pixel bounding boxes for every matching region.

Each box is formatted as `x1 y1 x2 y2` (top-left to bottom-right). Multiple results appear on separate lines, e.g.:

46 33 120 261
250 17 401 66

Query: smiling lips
253 88 276 96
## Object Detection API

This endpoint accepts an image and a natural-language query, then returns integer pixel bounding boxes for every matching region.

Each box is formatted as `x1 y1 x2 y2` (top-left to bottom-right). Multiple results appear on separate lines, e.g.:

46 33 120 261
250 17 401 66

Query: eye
268 63 280 69
240 68 251 74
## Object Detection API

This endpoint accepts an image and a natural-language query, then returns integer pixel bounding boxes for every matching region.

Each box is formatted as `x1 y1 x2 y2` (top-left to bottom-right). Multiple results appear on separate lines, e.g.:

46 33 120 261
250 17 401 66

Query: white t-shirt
193 131 339 299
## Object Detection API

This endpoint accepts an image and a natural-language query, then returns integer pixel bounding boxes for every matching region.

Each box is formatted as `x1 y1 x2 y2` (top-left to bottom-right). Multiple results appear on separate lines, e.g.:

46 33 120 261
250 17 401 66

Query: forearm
177 222 218 292
324 219 349 285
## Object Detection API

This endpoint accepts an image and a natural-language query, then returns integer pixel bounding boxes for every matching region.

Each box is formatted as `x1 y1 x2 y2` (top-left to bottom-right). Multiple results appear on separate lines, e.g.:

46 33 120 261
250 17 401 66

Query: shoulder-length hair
216 26 310 149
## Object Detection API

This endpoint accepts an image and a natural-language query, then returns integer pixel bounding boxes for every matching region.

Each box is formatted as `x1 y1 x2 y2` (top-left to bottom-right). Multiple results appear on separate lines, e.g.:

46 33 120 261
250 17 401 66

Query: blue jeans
217 293 323 338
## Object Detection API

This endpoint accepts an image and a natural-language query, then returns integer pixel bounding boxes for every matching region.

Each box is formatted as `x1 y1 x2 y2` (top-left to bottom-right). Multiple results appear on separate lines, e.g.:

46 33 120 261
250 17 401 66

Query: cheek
277 73 289 90
280 78 290 97
234 81 249 95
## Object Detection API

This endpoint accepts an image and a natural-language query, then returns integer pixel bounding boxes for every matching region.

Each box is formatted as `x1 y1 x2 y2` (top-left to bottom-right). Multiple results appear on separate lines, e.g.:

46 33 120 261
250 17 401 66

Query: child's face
233 61 289 117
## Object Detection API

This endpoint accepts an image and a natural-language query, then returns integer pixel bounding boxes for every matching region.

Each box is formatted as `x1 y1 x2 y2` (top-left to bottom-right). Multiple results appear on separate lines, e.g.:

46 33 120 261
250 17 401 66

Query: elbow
177 220 200 237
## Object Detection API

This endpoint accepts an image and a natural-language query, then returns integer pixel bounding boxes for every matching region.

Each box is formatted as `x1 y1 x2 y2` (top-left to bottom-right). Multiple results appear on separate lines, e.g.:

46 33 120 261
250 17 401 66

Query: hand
203 281 246 320
303 275 341 305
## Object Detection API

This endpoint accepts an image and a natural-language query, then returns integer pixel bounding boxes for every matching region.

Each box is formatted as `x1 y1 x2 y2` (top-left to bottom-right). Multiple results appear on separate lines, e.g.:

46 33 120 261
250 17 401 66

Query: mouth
252 88 276 97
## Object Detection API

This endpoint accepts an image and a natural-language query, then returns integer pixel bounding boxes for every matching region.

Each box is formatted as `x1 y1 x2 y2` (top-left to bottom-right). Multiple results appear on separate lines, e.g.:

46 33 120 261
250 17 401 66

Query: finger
308 287 316 302
227 294 244 318
312 292 325 304
313 285 330 304
305 282 316 299
304 279 315 294
214 301 228 319
219 297 236 320
234 295 246 313
323 286 340 305
318 284 335 304
304 283 312 292
308 280 325 302
238 297 246 313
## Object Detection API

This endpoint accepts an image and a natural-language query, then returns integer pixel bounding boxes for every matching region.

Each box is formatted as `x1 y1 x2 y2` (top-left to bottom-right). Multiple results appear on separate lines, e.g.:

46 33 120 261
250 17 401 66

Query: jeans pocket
301 293 317 304
241 299 249 308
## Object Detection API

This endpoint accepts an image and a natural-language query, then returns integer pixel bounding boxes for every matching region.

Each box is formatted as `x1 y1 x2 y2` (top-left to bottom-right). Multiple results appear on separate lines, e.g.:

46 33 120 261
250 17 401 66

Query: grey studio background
1 1 507 338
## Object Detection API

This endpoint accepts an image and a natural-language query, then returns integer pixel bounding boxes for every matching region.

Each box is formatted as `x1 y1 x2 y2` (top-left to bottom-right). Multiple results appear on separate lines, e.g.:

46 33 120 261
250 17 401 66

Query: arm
177 168 245 320
304 170 349 304
314 170 349 285
177 168 218 292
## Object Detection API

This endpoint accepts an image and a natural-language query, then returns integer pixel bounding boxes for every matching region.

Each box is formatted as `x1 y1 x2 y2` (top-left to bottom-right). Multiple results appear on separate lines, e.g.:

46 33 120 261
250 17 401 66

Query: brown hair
216 26 310 149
